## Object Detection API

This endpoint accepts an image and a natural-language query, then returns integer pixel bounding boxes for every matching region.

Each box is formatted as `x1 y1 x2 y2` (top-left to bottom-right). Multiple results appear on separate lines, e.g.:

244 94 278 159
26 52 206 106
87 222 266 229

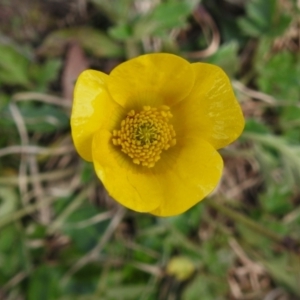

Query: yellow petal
92 129 162 212
150 136 223 217
172 63 244 150
71 70 122 161
107 53 195 110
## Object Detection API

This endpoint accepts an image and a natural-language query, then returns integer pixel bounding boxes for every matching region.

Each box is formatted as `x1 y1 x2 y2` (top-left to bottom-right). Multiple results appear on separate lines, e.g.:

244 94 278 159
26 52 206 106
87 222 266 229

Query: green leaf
30 58 62 92
81 161 95 184
0 93 9 113
0 186 18 218
38 27 123 58
244 132 300 187
238 18 264 37
260 257 300 296
244 119 270 134
133 2 193 38
0 225 23 280
256 51 300 102
205 42 239 77
109 23 133 41
237 223 271 250
165 203 203 235
17 104 69 133
238 0 291 37
0 44 31 87
27 265 61 300
63 203 108 252
91 0 133 23
259 185 293 216
1 102 68 133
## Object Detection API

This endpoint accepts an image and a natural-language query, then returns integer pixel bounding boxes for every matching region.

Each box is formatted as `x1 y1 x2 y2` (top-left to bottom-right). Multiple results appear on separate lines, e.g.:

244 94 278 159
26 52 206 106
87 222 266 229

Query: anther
112 105 176 168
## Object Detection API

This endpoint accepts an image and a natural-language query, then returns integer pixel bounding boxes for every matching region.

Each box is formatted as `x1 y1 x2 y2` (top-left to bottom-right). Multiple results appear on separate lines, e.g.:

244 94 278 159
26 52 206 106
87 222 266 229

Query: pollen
112 106 176 168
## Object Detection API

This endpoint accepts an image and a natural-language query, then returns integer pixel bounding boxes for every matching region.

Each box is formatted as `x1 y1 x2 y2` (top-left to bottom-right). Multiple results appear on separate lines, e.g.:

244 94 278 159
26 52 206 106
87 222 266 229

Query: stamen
112 106 176 168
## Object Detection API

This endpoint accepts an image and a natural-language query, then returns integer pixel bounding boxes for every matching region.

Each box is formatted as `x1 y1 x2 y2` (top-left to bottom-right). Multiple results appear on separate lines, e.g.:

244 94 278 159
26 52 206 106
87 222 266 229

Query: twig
64 211 113 229
13 92 71 108
9 103 28 207
1 271 28 292
233 80 300 108
184 5 220 58
0 145 74 158
130 262 162 276
28 154 50 224
0 167 75 185
206 199 283 244
233 81 276 105
0 178 86 229
10 102 51 223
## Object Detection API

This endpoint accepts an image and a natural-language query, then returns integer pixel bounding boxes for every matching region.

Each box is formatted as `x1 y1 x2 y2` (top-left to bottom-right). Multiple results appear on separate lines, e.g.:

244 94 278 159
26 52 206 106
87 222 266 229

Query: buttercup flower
71 53 244 216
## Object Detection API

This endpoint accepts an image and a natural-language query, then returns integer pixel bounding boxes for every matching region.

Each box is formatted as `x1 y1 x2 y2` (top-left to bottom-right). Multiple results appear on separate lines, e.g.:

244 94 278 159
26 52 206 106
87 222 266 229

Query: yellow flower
71 53 244 217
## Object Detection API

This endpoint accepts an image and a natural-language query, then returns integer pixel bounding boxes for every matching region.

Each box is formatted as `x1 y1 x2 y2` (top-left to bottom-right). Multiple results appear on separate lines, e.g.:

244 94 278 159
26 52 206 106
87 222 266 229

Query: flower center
112 105 176 168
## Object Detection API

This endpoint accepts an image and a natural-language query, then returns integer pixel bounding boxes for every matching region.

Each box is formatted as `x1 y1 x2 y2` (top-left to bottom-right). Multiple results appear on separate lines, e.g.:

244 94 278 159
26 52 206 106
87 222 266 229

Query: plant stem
206 199 283 244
